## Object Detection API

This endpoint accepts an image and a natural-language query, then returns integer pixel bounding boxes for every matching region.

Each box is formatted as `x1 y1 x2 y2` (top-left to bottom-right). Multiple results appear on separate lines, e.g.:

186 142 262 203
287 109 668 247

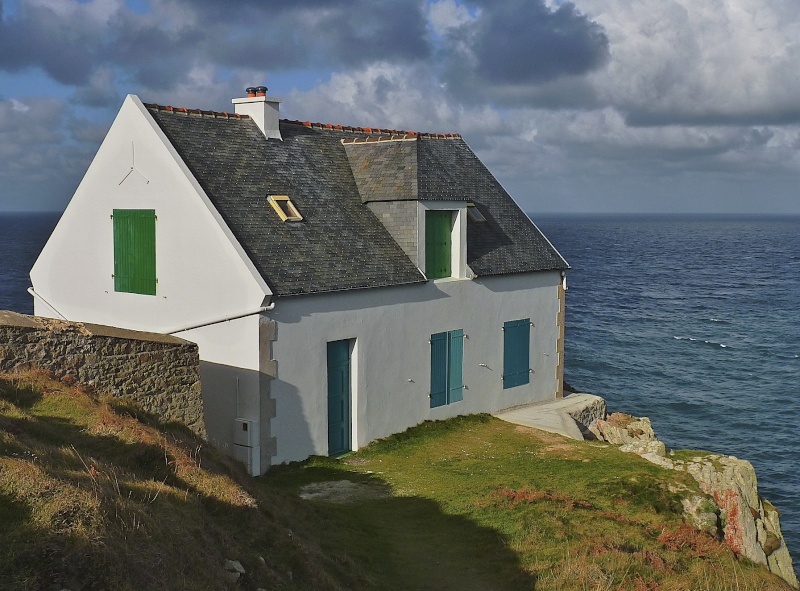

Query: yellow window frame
268 195 303 222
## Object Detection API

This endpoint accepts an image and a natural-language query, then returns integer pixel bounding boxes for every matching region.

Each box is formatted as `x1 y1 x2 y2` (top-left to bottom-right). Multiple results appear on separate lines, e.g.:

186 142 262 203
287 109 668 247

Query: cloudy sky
1 0 799 213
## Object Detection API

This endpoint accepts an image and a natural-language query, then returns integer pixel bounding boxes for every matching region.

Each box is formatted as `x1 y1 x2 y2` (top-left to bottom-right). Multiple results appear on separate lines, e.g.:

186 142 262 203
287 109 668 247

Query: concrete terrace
494 393 607 440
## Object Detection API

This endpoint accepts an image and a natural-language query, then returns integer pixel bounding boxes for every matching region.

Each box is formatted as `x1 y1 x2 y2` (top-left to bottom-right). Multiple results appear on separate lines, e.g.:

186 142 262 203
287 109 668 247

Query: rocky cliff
589 412 798 588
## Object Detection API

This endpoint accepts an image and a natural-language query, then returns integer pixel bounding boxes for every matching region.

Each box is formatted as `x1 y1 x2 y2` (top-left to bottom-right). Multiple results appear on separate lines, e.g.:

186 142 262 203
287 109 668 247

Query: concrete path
493 393 606 440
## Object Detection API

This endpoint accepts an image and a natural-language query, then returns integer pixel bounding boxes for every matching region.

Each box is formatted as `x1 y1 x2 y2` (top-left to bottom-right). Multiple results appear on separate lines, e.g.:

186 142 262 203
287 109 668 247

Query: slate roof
416 138 569 276
343 135 569 276
145 104 568 296
344 140 418 202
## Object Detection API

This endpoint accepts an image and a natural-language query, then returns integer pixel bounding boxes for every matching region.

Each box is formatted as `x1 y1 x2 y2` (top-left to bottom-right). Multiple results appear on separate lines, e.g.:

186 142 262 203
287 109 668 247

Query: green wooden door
425 210 452 279
327 340 351 456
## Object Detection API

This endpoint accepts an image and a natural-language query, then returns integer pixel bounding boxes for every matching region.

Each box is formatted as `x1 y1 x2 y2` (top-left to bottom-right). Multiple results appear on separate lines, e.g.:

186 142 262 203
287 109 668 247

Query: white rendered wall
30 94 270 335
179 315 264 456
268 271 562 464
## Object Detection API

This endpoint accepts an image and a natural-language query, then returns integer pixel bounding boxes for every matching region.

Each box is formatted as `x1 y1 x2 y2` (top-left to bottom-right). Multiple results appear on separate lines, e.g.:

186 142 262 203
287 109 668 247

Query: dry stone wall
0 311 204 438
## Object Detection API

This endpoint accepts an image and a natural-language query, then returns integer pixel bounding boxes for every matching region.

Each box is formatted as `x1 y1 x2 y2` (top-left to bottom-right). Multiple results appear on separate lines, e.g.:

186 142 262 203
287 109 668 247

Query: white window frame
417 201 468 280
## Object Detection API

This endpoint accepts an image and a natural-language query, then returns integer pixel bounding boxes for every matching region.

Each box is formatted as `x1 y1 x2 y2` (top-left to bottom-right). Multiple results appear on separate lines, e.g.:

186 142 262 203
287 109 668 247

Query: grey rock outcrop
681 494 720 536
224 559 245 583
594 412 798 588
681 454 798 588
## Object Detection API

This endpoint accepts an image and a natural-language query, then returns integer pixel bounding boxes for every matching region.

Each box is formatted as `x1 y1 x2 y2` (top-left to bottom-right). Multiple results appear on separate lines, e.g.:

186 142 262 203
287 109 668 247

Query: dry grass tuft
657 524 726 558
488 485 594 510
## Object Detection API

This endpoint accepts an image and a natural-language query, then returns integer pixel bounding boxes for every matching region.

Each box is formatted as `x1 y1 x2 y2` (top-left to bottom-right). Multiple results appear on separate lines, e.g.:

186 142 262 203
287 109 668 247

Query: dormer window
467 203 486 223
268 195 303 222
420 202 468 281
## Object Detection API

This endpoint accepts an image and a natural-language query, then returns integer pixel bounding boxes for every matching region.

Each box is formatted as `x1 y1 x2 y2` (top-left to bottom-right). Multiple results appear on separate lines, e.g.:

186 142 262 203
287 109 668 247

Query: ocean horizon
1 211 798 567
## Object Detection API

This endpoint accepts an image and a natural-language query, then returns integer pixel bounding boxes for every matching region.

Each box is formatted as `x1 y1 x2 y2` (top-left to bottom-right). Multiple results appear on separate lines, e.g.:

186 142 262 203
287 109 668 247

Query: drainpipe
165 301 275 335
27 287 67 320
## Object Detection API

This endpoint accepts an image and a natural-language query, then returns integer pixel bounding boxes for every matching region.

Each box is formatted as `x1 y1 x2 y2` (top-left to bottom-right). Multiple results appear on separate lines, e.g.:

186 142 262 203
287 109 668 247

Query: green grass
0 370 794 590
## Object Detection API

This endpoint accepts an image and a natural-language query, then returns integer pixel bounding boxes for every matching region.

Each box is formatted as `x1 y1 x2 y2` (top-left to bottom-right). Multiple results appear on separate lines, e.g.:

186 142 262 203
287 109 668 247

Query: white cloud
2 0 800 212
286 63 450 131
425 0 476 35
9 98 30 112
575 0 800 123
27 0 122 22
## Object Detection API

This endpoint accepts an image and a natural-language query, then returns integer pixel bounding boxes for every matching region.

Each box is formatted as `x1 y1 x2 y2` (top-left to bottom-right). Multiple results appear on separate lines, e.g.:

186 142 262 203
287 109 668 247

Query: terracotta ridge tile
279 118 459 139
143 104 461 137
145 103 248 120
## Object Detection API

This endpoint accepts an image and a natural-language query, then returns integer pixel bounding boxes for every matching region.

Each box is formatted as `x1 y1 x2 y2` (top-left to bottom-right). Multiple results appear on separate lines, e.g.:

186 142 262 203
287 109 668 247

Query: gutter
27 287 67 320
165 301 275 335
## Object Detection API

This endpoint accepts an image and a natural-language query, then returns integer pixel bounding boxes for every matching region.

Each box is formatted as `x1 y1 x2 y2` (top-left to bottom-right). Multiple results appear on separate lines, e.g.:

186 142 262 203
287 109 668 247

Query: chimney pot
233 87 282 140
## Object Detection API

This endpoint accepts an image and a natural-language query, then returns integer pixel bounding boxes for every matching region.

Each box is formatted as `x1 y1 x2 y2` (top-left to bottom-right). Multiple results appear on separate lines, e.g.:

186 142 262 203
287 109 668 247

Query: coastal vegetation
0 370 793 590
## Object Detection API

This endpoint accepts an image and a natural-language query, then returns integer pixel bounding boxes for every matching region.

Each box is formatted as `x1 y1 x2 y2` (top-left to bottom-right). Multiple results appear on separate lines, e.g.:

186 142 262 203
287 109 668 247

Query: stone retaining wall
0 311 204 437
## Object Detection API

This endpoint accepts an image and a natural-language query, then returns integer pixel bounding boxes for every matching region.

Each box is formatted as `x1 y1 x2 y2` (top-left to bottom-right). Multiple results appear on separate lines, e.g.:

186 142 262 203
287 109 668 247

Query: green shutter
430 332 448 408
448 329 464 403
425 210 452 279
113 209 156 295
503 319 531 389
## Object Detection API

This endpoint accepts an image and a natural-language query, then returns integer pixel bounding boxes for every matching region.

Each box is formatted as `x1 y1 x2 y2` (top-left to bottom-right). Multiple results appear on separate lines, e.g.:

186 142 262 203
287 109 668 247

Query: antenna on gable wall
118 141 151 185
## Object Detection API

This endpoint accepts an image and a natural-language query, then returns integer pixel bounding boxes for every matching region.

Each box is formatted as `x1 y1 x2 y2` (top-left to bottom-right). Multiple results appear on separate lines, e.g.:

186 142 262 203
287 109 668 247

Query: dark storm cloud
0 96 95 210
471 0 609 83
0 0 431 95
624 107 800 128
0 0 603 109
439 0 609 106
193 0 431 68
0 1 103 84
0 1 202 89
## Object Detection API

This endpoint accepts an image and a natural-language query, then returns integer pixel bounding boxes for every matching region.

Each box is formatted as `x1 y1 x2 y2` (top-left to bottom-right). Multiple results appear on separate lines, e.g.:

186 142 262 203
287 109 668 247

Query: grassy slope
0 370 792 591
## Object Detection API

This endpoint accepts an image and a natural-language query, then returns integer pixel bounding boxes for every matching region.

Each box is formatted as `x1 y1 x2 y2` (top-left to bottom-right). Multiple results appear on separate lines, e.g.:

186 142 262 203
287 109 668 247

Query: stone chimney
232 86 282 140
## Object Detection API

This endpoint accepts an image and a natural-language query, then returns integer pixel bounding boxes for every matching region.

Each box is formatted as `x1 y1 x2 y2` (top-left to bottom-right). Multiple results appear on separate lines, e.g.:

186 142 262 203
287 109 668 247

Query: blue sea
0 213 60 313
537 214 799 566
1 212 798 564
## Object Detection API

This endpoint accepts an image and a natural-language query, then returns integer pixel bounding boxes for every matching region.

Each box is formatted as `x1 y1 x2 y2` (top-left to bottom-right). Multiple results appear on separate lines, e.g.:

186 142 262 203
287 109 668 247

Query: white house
30 87 569 475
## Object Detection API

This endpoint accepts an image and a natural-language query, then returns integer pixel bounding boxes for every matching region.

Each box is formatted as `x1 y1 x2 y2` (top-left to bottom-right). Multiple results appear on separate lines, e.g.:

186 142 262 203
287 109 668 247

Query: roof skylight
467 203 486 223
268 195 303 222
